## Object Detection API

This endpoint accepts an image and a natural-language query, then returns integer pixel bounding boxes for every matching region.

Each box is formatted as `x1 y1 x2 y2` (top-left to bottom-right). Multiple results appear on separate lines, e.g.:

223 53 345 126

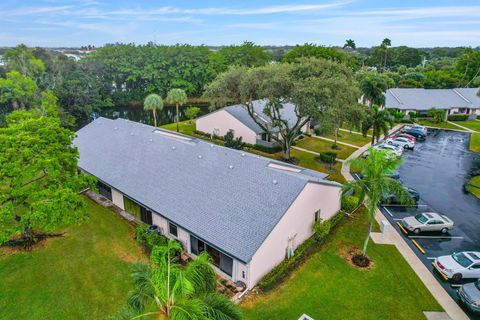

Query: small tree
185 106 201 123
362 105 393 145
224 130 245 150
143 94 163 127
166 88 188 132
427 107 446 123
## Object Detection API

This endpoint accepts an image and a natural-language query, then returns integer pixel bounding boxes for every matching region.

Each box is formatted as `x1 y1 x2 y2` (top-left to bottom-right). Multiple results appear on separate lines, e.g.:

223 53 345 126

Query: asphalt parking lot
379 129 480 319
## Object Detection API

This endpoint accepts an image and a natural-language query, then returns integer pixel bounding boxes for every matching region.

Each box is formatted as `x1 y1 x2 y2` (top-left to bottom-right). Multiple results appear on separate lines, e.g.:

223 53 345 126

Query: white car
373 143 403 157
386 137 415 150
433 251 480 281
401 212 454 234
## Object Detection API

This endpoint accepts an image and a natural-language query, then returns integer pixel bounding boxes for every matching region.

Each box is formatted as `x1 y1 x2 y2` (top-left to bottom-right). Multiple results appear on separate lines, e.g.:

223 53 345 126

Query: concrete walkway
340 124 469 320
447 121 475 132
312 135 360 149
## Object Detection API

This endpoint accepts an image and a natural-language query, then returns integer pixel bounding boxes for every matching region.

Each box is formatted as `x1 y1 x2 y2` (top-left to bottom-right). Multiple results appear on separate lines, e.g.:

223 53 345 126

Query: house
74 117 341 289
196 99 310 148
384 88 480 116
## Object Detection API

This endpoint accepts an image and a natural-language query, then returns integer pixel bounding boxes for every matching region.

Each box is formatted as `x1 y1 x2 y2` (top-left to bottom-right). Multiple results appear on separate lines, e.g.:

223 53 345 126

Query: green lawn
466 176 480 199
416 119 465 131
160 120 196 135
241 208 442 320
453 120 480 132
296 137 357 159
321 131 371 147
0 198 147 320
470 132 480 153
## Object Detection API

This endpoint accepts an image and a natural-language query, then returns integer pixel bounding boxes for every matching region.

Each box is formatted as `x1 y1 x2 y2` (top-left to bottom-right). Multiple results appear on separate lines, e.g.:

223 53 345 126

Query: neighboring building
74 118 341 288
385 88 480 116
196 99 310 148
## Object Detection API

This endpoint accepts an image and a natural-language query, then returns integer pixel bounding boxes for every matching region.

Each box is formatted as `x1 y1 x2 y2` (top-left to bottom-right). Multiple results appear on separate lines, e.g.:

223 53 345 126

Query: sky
1 0 480 48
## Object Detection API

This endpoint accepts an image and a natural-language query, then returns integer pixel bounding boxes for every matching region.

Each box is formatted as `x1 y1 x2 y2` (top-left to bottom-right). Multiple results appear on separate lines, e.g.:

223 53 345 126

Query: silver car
401 212 454 234
458 280 480 313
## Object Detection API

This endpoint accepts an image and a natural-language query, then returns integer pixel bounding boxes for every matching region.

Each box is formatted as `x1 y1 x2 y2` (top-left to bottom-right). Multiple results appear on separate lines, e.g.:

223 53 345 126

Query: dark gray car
457 280 480 313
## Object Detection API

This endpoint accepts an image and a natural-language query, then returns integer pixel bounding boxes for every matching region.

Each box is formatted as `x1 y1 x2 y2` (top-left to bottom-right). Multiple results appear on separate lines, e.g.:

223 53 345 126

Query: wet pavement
376 129 480 319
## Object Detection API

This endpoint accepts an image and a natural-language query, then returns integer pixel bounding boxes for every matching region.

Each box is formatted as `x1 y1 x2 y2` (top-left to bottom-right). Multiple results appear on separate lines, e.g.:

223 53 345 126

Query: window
242 271 246 279
96 181 112 200
123 197 141 218
314 210 321 222
261 133 271 142
169 222 178 237
140 207 152 225
190 235 233 276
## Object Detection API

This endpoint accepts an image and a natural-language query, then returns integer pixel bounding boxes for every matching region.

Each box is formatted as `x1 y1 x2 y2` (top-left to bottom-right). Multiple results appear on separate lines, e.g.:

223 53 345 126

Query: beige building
75 118 341 289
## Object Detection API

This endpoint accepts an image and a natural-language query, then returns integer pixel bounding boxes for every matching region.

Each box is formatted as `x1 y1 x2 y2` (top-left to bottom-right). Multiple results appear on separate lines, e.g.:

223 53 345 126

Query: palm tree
343 148 413 259
380 38 391 72
343 39 356 51
359 74 387 107
362 105 392 145
117 240 241 320
166 88 188 132
144 94 163 127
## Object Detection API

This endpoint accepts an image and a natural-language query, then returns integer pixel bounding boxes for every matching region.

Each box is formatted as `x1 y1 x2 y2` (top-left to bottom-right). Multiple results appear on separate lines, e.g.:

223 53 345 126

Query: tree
116 240 242 320
380 38 392 72
343 148 413 260
427 107 446 123
204 58 359 160
361 105 393 145
0 111 94 248
143 94 163 127
3 44 46 79
456 50 480 86
224 130 245 150
0 71 37 109
185 106 201 123
359 73 388 107
216 41 272 68
283 43 354 67
344 39 356 51
166 88 188 132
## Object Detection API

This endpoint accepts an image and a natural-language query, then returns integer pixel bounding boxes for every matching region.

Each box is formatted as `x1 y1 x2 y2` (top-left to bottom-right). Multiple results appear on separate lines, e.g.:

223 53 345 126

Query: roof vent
241 153 245 157
130 132 134 136
149 138 153 142
210 144 215 148
172 146 176 150
229 165 234 169
198 155 203 159
273 180 278 185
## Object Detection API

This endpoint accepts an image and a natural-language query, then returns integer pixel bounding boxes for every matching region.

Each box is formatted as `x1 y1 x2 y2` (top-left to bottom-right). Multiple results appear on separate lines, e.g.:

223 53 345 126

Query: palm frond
201 294 242 320
185 252 217 295
170 297 206 320
127 263 156 312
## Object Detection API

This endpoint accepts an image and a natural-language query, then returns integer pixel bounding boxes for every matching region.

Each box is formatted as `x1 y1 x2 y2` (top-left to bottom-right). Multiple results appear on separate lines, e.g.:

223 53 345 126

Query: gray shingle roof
74 118 339 263
385 88 480 111
217 99 301 134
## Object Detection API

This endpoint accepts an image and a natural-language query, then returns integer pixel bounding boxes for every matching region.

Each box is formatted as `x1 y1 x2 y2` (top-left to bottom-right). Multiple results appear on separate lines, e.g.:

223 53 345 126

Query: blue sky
1 0 480 47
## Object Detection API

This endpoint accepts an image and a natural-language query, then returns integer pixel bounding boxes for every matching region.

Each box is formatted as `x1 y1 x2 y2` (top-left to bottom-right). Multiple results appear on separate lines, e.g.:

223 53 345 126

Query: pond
77 104 210 130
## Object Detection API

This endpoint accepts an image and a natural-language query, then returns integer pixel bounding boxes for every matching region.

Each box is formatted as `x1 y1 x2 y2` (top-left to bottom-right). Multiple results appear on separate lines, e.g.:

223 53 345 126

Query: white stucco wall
246 182 341 288
152 213 190 251
111 188 124 209
196 110 257 144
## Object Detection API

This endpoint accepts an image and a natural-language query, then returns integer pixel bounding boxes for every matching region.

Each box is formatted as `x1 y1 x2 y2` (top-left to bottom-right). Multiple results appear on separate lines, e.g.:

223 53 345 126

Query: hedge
251 144 283 154
341 195 359 212
257 210 347 292
319 151 337 163
447 114 469 121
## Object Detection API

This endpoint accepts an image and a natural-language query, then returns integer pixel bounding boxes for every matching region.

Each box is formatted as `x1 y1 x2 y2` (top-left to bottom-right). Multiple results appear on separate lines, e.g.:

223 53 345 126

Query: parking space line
412 239 426 254
426 257 436 260
396 221 408 235
393 218 403 221
408 235 464 239
383 207 393 217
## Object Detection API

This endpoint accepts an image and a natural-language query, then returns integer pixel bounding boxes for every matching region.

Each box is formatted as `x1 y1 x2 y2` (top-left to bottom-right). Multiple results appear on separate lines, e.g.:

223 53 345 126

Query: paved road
380 129 480 319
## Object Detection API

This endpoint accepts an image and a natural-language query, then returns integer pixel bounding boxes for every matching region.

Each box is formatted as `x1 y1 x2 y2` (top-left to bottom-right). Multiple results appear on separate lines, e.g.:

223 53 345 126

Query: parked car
386 137 415 150
403 128 426 141
405 124 428 134
356 170 400 180
457 280 480 313
382 187 419 204
433 251 480 281
373 143 403 157
401 212 454 234
389 133 416 142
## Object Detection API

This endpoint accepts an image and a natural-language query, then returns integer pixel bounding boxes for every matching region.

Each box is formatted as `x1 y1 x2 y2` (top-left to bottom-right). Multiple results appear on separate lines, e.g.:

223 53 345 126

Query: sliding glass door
190 235 233 276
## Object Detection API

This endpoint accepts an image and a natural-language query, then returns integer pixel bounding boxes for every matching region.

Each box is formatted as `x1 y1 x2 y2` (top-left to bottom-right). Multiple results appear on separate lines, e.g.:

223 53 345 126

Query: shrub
314 128 321 135
312 219 331 241
408 111 417 118
252 144 283 154
185 106 201 121
258 211 346 291
416 113 429 118
319 151 337 163
193 130 224 140
144 232 168 248
447 114 469 121
135 224 148 244
224 130 245 150
341 195 359 212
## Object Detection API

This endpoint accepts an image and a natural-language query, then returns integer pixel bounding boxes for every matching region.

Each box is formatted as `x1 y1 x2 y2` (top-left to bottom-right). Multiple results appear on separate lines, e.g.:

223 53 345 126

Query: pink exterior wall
246 182 341 288
196 110 257 144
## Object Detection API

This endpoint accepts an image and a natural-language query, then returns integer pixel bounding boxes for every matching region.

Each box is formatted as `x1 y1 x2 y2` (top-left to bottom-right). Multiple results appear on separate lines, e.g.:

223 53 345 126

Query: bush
224 130 245 150
193 130 224 140
258 211 346 291
416 113 429 118
447 114 469 121
144 232 168 248
312 219 331 241
314 128 321 135
341 195 359 212
252 144 283 154
408 111 417 118
319 151 337 163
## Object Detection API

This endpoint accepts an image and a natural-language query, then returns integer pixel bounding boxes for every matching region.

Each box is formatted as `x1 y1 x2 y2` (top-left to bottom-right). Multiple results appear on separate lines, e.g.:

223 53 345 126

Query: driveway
379 129 480 319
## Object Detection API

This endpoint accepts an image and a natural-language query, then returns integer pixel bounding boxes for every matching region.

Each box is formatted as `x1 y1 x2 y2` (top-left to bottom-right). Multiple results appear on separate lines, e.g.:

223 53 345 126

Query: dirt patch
0 232 65 256
339 246 374 270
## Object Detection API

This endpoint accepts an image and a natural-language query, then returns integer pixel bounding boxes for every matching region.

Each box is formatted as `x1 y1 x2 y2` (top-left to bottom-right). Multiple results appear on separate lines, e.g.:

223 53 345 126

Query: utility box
381 220 389 239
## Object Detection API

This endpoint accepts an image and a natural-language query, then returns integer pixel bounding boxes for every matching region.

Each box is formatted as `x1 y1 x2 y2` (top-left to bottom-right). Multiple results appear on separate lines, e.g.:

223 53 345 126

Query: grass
470 133 480 153
296 137 357 160
0 198 147 320
453 120 480 132
241 208 442 320
321 131 371 147
160 120 196 135
416 119 464 131
466 176 480 199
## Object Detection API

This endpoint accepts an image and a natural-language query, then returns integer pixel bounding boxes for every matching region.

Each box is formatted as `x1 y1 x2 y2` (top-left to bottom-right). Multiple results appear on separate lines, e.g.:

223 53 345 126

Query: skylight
267 162 302 173
153 129 193 141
